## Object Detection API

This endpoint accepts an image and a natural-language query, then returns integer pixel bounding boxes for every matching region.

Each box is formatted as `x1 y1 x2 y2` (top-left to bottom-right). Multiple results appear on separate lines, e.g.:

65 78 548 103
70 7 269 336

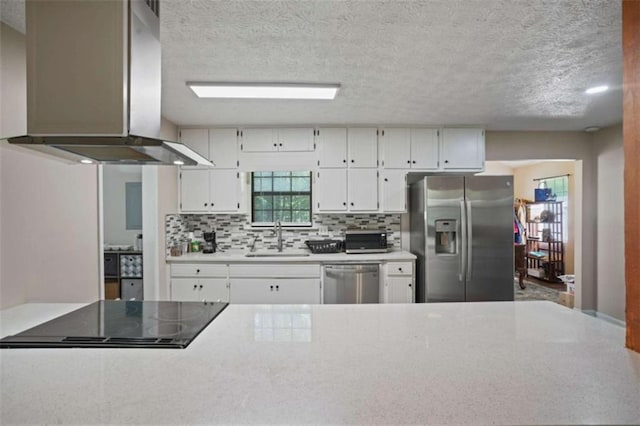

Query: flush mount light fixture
585 85 609 94
584 126 601 133
173 160 185 165
186 82 340 100
80 159 93 164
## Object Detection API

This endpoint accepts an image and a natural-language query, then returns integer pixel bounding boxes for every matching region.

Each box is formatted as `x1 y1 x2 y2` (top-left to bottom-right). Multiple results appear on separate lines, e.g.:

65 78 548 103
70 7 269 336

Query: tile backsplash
166 214 401 254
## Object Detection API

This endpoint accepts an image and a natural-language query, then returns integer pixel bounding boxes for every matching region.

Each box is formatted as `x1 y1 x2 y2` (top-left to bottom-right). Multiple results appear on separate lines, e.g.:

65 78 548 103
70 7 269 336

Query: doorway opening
481 160 579 305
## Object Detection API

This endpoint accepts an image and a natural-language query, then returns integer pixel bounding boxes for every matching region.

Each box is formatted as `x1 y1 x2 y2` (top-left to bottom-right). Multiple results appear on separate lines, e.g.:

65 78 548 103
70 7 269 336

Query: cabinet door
316 169 348 212
210 170 240 212
277 128 315 152
387 277 413 303
381 128 411 169
272 279 320 304
441 128 485 170
347 128 378 168
171 278 200 301
348 169 378 211
317 128 347 168
209 128 238 168
381 170 407 212
241 128 277 152
410 128 439 169
199 278 229 302
180 169 210 212
229 279 275 304
179 129 209 160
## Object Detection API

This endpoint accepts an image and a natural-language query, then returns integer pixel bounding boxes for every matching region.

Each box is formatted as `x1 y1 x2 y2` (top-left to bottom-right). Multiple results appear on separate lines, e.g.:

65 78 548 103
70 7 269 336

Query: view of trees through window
251 171 312 225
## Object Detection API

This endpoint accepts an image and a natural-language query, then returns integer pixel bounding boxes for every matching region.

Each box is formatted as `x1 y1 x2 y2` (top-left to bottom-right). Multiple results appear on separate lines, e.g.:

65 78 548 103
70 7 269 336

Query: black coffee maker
203 232 217 253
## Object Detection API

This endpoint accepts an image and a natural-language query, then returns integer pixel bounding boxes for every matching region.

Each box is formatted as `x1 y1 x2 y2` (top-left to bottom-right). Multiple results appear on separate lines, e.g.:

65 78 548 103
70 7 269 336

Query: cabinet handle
199 285 203 289
351 159 355 163
398 267 403 272
273 143 277 147
276 285 279 291
384 178 388 182
350 202 354 206
196 269 200 273
279 143 283 147
407 160 410 164
412 160 416 164
270 285 274 291
343 202 347 206
409 283 412 287
444 160 449 164
204 203 208 207
193 284 197 290
343 159 346 163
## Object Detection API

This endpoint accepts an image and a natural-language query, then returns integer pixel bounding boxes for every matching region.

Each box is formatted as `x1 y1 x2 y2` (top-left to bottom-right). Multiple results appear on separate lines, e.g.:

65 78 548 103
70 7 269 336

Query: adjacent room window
538 175 569 243
251 171 312 226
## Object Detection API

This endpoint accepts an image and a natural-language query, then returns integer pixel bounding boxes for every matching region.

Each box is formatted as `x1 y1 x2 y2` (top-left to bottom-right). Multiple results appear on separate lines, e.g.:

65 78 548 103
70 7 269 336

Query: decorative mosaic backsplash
166 214 401 254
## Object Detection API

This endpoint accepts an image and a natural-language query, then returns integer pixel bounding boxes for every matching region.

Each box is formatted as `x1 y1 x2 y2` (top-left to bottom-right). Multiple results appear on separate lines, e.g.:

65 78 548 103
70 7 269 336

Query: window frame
250 171 313 227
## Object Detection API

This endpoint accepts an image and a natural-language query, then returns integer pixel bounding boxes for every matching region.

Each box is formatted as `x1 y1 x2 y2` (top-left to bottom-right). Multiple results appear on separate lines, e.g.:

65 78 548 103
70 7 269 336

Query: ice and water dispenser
435 219 457 254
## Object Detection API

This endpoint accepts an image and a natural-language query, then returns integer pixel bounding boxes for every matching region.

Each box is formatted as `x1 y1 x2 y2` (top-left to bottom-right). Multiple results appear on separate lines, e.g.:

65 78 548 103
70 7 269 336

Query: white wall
485 131 597 311
593 124 625 321
103 165 142 246
155 118 179 299
0 23 100 309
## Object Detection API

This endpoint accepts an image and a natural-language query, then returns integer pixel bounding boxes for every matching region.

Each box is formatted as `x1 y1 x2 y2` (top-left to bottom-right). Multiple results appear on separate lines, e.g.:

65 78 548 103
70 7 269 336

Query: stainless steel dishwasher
323 264 380 303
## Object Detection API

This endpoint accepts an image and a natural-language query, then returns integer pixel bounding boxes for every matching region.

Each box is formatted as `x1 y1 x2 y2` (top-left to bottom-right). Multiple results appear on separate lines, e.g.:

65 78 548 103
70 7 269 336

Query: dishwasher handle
324 264 379 273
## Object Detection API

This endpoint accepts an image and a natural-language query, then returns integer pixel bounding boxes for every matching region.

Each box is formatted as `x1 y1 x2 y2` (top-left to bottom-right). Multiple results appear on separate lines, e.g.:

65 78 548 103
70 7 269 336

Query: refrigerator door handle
459 200 466 282
466 200 473 281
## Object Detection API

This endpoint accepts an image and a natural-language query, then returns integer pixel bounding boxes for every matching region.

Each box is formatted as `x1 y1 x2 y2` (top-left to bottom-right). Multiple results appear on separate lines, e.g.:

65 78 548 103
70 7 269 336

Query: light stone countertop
167 249 416 263
1 301 639 425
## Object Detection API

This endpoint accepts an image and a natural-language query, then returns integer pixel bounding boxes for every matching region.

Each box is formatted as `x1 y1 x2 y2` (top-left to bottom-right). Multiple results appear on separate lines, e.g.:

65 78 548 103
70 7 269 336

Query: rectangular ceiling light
186 82 340 100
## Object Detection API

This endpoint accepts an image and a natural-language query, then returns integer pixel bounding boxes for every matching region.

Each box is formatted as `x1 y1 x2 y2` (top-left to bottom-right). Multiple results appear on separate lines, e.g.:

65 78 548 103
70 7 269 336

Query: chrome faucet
274 221 283 252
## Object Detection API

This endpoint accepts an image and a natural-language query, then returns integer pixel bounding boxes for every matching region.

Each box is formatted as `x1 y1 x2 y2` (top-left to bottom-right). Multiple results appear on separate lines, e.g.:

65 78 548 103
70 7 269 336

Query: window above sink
251 171 312 227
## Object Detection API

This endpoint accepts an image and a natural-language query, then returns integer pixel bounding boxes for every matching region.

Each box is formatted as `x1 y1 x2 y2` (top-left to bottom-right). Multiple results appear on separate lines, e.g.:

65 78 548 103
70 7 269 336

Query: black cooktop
0 300 228 349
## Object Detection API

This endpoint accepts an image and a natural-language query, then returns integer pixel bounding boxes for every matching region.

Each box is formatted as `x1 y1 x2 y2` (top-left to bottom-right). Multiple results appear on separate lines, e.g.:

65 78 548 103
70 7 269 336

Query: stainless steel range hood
7 0 212 166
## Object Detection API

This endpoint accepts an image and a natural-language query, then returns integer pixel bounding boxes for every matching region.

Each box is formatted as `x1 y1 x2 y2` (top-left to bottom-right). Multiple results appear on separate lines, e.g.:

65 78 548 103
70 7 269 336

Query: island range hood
8 0 212 166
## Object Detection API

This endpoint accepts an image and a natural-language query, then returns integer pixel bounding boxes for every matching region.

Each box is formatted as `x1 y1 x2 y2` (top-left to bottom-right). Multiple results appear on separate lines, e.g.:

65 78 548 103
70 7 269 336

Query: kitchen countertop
1 301 638 425
167 249 416 263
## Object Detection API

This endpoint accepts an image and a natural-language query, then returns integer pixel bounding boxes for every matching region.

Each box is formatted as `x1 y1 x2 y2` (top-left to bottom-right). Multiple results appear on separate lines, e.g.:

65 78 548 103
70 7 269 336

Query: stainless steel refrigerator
409 176 514 303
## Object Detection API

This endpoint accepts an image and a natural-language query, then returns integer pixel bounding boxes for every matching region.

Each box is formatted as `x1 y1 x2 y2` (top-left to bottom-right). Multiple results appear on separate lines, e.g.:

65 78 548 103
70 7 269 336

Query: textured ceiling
1 0 623 130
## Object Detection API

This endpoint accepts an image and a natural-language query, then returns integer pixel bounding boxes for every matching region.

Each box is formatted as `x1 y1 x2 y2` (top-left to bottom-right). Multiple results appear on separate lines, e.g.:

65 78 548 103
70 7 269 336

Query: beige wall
593 124 625 321
0 23 27 139
511 161 576 275
485 131 597 311
0 23 100 309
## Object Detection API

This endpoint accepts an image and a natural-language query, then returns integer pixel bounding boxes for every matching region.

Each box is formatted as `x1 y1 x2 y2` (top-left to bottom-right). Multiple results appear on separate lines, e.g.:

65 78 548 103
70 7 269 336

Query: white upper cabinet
381 128 439 170
180 169 209 212
317 128 347 168
381 169 407 212
209 128 238 168
179 128 209 160
316 169 348 212
241 128 315 152
441 128 485 170
241 128 277 152
348 169 378 211
381 128 411 169
210 170 241 212
347 128 378 168
277 128 315 152
410 128 439 170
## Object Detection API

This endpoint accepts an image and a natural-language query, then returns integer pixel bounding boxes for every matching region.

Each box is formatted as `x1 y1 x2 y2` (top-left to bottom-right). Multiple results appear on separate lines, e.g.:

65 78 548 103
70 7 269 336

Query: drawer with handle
171 264 228 278
386 262 412 276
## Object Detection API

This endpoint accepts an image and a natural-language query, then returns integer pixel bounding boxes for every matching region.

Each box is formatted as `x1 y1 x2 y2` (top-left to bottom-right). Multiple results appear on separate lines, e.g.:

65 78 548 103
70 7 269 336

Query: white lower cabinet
171 278 229 302
230 278 321 304
383 261 415 303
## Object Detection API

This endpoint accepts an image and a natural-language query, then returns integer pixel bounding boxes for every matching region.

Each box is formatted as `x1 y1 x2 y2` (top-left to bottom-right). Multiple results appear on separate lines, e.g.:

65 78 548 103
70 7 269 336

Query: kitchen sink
245 250 310 257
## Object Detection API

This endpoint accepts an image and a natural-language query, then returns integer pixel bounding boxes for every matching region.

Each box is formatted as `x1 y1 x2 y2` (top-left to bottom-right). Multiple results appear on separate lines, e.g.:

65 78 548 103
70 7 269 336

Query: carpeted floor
514 277 564 302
